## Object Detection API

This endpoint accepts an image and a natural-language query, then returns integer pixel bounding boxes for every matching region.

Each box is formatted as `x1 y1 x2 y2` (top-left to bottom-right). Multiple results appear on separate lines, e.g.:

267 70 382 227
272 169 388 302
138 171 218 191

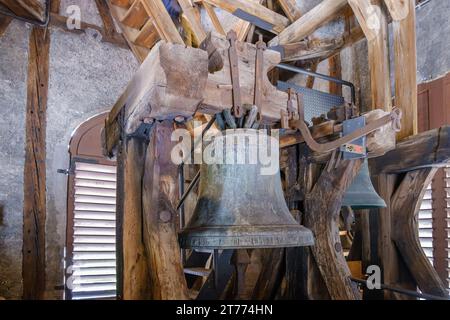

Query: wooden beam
231 0 264 41
142 121 189 299
202 1 226 36
383 0 410 21
117 137 151 299
391 168 449 297
392 0 418 139
348 0 380 42
372 126 450 174
95 0 119 37
0 16 12 37
141 0 184 44
268 0 348 46
304 156 363 300
204 0 290 34
178 0 207 43
49 13 129 49
277 0 301 22
50 0 61 14
272 25 365 63
22 27 50 300
103 41 208 155
0 0 45 22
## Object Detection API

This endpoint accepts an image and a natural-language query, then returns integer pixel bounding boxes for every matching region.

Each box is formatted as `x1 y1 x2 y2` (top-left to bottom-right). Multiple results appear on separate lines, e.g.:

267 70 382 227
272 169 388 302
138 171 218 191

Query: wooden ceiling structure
3 0 449 301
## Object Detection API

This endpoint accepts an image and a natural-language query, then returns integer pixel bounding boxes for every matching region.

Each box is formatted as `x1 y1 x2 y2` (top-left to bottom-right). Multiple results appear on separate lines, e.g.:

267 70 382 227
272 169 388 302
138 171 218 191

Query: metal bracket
227 30 243 118
126 122 154 142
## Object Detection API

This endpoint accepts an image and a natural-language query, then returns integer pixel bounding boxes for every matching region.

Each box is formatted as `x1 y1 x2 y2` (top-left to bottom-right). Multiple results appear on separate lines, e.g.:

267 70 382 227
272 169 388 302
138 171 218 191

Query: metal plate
341 116 367 160
277 81 345 124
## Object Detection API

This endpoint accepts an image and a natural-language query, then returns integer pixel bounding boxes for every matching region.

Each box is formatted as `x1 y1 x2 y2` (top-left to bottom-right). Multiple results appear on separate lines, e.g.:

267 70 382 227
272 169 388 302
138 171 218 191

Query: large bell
342 159 386 210
179 129 314 250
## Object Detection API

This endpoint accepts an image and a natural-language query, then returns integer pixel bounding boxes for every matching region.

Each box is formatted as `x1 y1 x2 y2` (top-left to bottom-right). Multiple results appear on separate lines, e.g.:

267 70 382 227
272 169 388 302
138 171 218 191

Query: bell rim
179 225 314 249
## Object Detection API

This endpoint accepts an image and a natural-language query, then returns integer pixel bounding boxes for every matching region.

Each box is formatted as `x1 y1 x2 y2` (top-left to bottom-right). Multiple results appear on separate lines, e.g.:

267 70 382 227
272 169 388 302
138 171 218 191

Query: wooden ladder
108 0 160 62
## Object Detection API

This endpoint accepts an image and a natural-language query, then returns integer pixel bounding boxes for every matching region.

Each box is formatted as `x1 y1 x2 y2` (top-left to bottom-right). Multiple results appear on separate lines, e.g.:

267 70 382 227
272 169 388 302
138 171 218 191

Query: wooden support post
392 0 418 140
251 248 285 300
391 168 449 297
329 54 342 96
142 121 189 300
373 173 402 299
117 137 151 299
95 0 117 38
22 27 50 300
304 157 363 300
349 0 392 111
50 0 61 14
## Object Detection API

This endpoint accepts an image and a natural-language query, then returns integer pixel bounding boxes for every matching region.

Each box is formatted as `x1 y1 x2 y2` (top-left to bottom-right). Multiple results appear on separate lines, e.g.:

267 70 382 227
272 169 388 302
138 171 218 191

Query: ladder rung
133 19 159 48
120 0 149 29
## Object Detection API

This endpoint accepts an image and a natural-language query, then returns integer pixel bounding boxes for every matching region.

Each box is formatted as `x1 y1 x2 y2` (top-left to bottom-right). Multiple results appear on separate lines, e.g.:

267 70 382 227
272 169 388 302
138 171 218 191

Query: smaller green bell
342 159 386 210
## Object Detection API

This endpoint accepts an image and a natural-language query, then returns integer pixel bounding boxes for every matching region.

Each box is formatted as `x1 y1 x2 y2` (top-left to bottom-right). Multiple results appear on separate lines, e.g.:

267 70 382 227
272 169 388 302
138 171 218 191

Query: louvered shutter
444 166 450 291
68 162 117 300
418 184 434 264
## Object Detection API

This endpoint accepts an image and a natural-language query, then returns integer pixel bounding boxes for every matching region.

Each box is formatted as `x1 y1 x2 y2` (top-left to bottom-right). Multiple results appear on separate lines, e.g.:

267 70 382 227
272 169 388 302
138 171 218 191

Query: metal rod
277 63 356 105
178 164 186 264
176 171 200 211
350 277 450 301
0 0 50 27
176 116 216 211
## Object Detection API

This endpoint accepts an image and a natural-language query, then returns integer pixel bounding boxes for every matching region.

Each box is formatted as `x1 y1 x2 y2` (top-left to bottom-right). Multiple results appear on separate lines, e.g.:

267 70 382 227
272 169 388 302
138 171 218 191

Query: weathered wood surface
204 0 290 34
104 34 290 155
199 33 287 118
0 15 12 37
22 27 50 300
277 0 302 22
141 0 184 44
372 126 450 173
49 13 128 49
304 156 363 300
118 137 151 299
0 0 45 22
391 168 449 297
268 0 348 46
104 41 208 155
142 121 189 299
251 249 284 300
373 174 404 299
392 0 418 140
364 0 392 111
95 0 117 38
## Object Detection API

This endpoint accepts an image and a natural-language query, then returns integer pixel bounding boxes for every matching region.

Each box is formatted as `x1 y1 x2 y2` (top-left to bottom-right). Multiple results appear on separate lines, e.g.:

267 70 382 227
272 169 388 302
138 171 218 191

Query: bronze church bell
179 129 314 250
342 159 386 210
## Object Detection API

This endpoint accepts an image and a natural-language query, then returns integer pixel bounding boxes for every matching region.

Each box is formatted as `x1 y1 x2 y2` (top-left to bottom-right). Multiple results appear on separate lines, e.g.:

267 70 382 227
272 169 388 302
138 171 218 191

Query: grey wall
0 20 30 300
416 0 450 83
0 4 138 299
